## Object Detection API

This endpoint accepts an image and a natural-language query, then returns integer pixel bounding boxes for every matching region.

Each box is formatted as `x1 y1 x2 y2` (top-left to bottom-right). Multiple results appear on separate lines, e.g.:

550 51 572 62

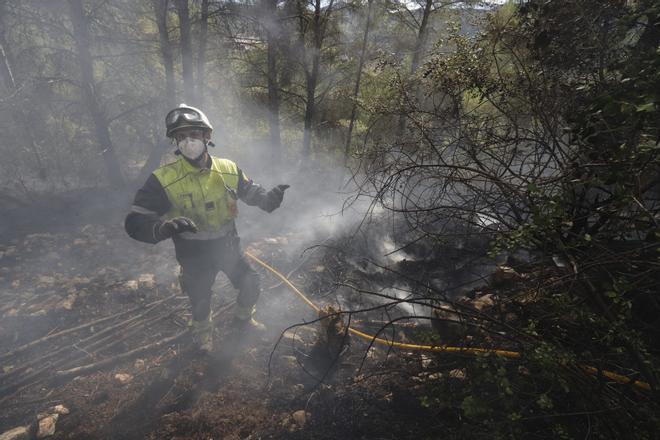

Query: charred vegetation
1 0 659 439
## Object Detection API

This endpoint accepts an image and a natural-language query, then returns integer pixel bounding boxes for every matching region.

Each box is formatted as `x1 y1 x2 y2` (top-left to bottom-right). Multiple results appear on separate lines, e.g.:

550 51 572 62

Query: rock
472 294 494 311
414 371 443 383
280 355 298 368
291 383 305 394
137 274 155 289
10 280 19 289
448 369 466 380
37 276 56 287
72 238 86 246
514 291 540 305
292 410 310 427
421 354 433 369
37 414 58 438
282 331 305 344
58 294 77 311
490 266 522 286
52 405 69 415
280 414 297 432
114 373 133 384
0 426 29 440
70 276 91 285
80 224 102 236
123 280 139 291
518 366 530 376
133 359 145 370
3 309 18 318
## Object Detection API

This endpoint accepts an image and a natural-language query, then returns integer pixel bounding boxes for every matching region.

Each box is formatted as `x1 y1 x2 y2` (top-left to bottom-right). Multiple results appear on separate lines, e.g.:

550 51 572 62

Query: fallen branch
0 294 178 362
0 296 185 383
54 300 237 380
54 330 190 380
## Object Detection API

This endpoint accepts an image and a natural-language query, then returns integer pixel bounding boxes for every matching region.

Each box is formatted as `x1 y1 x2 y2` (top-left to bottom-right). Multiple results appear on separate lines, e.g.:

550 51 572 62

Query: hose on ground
245 251 651 392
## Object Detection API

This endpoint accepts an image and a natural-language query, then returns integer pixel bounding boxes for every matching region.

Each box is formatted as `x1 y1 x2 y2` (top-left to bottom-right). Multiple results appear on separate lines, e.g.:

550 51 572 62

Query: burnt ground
0 192 524 440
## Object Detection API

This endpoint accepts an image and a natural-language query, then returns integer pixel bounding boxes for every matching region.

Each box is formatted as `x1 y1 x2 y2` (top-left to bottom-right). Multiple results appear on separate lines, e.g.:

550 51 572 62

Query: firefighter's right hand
155 217 198 240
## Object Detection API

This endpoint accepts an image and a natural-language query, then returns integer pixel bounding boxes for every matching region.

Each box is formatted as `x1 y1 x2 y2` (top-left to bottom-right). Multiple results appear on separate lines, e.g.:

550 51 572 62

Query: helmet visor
166 108 203 127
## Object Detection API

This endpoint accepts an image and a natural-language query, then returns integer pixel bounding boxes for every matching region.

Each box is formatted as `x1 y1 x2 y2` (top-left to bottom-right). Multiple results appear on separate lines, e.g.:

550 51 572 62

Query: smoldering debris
0 170 524 439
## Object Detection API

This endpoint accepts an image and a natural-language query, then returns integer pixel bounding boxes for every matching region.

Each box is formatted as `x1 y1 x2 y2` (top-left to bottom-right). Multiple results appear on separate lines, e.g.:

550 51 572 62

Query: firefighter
125 104 288 352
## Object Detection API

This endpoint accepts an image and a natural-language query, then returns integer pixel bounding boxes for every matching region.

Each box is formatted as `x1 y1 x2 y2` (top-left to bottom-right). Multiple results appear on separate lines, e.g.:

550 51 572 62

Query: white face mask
177 137 206 161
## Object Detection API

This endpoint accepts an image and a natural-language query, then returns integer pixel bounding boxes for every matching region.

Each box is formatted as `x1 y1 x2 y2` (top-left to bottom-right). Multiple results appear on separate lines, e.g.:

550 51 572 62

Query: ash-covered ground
0 181 515 439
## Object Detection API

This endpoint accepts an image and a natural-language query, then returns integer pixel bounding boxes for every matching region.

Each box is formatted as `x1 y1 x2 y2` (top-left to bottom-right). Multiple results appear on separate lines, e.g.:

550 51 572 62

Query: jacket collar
179 154 213 173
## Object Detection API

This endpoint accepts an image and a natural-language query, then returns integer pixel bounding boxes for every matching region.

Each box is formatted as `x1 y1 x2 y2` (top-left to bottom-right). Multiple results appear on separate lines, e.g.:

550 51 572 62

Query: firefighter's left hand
263 184 289 213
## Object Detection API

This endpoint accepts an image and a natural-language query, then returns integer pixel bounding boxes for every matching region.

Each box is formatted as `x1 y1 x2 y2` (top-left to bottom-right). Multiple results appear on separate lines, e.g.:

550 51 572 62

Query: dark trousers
174 235 260 321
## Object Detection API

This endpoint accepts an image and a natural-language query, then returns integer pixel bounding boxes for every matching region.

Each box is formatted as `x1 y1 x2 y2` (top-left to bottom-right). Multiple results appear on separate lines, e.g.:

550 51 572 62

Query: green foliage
354 0 660 438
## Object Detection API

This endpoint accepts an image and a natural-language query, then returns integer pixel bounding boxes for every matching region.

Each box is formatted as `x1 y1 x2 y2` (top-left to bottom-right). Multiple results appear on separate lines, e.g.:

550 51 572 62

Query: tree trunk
344 0 373 165
0 1 48 181
176 0 194 104
301 64 317 158
152 0 176 107
138 0 176 181
262 0 281 160
196 0 209 107
0 1 15 93
410 0 433 74
301 0 333 158
138 138 170 184
0 39 15 89
396 0 433 141
67 0 124 187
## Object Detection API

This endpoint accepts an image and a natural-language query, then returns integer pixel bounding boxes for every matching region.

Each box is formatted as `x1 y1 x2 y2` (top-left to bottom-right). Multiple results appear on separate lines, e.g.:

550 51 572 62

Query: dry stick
0 296 185 383
57 305 187 372
0 299 235 404
91 305 189 356
211 300 236 322
55 301 237 379
0 357 69 402
5 307 195 403
80 299 185 350
0 294 178 362
54 330 190 380
0 303 186 398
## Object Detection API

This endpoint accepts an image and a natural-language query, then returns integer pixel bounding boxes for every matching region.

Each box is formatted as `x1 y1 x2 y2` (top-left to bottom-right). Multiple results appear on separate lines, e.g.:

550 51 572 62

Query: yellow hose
245 251 651 392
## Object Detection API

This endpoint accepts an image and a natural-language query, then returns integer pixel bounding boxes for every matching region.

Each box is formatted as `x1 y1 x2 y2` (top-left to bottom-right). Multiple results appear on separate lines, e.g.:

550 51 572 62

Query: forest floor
0 196 516 440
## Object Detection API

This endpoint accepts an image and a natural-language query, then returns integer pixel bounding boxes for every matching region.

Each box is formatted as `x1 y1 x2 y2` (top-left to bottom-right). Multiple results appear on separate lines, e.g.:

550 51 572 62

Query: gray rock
37 414 58 438
52 404 70 415
0 426 30 440
292 410 310 427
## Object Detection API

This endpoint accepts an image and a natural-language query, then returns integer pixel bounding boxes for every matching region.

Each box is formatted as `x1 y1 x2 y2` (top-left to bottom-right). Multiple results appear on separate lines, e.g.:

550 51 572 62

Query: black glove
262 184 289 213
155 217 198 241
